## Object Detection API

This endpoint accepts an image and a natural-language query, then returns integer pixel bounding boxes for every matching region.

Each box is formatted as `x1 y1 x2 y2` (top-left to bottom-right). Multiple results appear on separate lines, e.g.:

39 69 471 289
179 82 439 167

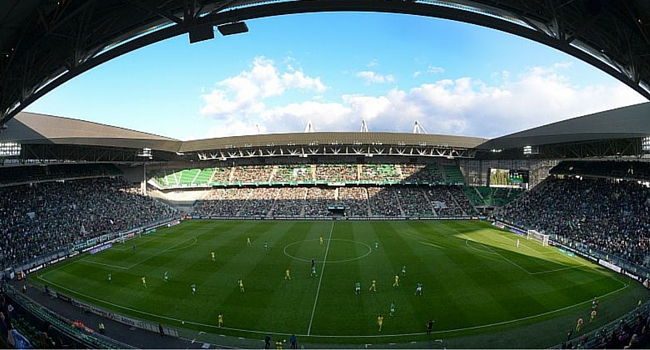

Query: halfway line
307 221 335 336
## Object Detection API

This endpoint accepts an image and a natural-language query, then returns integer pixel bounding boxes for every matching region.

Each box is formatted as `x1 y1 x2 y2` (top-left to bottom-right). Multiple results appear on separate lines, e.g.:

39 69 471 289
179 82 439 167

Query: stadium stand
0 177 177 270
0 164 122 186
495 176 650 270
441 164 466 185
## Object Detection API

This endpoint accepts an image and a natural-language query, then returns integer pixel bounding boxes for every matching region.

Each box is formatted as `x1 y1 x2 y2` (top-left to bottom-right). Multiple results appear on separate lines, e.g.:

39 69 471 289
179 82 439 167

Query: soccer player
576 317 584 332
415 282 423 295
285 269 291 280
377 314 384 331
218 312 224 327
311 265 317 277
164 271 169 282
389 302 395 317
191 283 196 295
401 265 406 276
369 279 377 292
238 278 245 293
589 309 597 323
247 237 251 246
141 276 147 288
319 236 324 245
393 275 399 287
426 319 434 335
355 282 361 295
516 239 520 248
108 273 112 283
211 251 216 261
374 242 379 250
263 241 269 251
311 259 315 268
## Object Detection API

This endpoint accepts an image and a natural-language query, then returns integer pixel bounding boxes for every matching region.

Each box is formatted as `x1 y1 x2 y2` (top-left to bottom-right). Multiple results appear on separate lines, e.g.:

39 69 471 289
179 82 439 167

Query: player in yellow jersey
247 237 251 246
576 317 584 332
369 279 377 292
285 269 291 280
141 276 147 288
377 314 384 331
319 236 324 245
211 251 216 261
238 278 245 293
393 275 399 287
218 312 224 327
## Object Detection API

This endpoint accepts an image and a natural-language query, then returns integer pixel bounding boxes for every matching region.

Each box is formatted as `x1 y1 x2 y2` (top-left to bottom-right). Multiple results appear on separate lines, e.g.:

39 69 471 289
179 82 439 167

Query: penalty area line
307 221 335 336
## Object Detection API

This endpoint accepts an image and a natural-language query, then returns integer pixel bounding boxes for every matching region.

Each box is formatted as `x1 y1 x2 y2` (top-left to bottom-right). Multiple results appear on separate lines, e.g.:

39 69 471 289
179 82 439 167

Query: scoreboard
489 168 529 188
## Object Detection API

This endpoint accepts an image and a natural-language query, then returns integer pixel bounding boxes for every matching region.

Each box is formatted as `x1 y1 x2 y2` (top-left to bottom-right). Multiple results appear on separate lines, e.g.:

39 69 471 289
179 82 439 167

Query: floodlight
217 22 248 36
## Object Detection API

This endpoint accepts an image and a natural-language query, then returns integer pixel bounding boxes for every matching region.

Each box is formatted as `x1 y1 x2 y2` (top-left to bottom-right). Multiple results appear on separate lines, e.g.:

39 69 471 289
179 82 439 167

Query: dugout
327 205 346 217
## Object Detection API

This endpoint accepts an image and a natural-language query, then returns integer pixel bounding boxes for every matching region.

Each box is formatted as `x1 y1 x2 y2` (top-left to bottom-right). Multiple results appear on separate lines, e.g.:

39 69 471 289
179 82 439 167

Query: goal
527 229 550 247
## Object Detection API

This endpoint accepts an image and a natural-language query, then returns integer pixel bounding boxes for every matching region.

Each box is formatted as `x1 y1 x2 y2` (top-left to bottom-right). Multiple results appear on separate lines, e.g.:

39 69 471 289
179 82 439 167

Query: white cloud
427 66 445 74
199 56 326 123
356 71 395 84
281 71 326 92
199 59 646 138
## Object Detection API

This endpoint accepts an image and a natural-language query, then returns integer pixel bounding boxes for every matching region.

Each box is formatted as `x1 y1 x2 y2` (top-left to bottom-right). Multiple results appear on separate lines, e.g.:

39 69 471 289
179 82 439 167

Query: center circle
283 239 372 263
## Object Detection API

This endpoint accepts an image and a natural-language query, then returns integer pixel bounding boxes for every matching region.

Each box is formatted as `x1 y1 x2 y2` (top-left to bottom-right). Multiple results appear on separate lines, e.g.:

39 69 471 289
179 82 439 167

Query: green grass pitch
33 219 635 345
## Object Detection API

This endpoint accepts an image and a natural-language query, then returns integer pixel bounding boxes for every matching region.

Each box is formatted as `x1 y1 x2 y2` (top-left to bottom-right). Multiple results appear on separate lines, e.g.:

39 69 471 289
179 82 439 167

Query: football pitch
33 219 639 346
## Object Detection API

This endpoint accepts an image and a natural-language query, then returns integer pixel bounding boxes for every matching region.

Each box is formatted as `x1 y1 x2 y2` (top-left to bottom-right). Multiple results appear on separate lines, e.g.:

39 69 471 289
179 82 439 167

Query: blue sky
26 12 646 141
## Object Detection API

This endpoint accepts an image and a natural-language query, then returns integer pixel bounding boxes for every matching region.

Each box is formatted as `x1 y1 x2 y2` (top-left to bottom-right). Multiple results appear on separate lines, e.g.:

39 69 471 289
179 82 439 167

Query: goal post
527 229 549 247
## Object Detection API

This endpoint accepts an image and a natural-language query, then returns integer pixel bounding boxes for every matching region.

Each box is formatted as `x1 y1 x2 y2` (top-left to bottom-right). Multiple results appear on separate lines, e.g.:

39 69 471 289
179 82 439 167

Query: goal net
527 229 549 247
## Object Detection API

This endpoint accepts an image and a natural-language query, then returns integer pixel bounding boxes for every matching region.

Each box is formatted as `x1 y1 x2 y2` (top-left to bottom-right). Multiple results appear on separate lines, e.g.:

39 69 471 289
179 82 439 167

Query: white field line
37 273 629 339
36 223 632 341
80 236 198 271
307 221 335 336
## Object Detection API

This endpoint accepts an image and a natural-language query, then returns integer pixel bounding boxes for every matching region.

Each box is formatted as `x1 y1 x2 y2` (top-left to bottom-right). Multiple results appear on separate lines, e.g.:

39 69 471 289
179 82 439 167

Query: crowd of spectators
398 187 432 216
231 166 274 183
176 163 456 187
303 188 336 217
401 164 445 183
314 164 358 182
271 188 307 216
495 177 650 269
273 165 312 182
359 164 401 182
368 187 401 217
338 187 369 216
195 184 476 218
209 167 231 183
0 177 177 270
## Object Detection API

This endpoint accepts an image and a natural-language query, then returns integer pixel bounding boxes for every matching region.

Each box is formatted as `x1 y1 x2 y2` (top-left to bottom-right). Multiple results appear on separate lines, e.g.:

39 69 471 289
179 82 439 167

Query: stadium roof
2 112 487 152
3 101 648 157
180 132 487 153
477 101 650 150
3 112 181 151
1 0 650 127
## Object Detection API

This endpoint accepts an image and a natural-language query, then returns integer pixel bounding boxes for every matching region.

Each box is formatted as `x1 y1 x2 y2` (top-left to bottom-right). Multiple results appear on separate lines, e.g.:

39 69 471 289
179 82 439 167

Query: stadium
1 1 650 349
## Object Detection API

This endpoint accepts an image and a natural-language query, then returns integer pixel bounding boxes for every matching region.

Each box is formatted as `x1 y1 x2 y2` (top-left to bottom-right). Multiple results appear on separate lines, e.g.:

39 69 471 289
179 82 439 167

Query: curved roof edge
179 132 488 152
477 102 650 150
3 112 182 152
3 112 488 152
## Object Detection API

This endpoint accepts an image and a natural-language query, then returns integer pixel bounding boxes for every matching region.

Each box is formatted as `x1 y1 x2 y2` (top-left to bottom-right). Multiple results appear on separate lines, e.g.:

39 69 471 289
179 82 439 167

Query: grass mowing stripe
31 220 644 346
307 221 335 336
